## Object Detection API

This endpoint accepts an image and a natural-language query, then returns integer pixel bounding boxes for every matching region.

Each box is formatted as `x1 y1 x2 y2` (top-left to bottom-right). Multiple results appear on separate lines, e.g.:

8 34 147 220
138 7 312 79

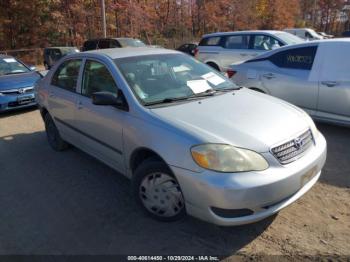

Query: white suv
195 30 304 72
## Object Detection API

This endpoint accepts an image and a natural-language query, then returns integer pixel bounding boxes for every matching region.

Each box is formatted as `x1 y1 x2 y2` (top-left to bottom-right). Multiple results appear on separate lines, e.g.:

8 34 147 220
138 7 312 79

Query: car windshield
60 47 79 55
115 53 238 105
0 57 30 76
276 32 304 44
118 38 146 47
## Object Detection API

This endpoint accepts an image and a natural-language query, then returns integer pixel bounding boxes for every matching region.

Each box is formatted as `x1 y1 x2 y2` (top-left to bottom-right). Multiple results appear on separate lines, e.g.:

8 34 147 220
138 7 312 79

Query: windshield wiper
189 89 217 97
144 89 218 106
144 96 190 106
214 86 242 92
4 72 25 75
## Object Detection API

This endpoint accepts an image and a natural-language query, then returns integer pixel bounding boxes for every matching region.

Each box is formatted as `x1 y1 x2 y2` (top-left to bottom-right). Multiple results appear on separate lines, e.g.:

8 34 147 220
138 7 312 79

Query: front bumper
171 132 327 226
0 92 36 112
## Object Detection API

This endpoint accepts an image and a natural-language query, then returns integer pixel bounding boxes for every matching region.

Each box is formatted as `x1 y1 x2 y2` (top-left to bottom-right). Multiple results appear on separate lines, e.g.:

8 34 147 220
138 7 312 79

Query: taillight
194 48 199 57
226 69 236 78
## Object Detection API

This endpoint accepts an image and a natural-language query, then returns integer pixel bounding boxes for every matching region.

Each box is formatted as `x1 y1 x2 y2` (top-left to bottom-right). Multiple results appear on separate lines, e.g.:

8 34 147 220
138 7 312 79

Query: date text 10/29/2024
127 256 220 261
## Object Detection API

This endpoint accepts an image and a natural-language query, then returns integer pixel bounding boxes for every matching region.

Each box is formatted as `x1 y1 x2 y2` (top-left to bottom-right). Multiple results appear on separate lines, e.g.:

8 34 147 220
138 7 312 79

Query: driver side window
82 60 118 97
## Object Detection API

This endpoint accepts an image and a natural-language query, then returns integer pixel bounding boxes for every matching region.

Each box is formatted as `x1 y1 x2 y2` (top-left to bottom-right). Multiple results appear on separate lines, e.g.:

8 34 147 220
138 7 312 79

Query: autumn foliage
0 0 348 50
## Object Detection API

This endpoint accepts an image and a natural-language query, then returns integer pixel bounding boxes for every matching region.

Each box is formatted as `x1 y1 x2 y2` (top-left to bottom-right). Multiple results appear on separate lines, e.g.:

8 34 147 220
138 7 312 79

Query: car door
260 45 319 115
315 42 350 123
48 59 82 142
74 59 126 173
219 35 258 69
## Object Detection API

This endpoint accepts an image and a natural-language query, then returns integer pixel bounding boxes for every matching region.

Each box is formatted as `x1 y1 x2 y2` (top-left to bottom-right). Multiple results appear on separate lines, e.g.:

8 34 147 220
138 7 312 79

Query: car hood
150 88 310 153
0 72 41 91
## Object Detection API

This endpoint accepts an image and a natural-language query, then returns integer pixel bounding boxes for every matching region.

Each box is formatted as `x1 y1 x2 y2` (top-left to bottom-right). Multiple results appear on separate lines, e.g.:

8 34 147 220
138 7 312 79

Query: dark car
176 43 198 56
43 47 79 70
342 31 350 37
0 55 41 112
82 38 146 51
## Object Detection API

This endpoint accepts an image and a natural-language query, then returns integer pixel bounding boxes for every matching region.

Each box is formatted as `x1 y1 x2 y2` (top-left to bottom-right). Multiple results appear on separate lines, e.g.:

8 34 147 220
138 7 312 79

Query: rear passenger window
269 46 318 70
51 59 82 91
224 35 250 49
82 60 118 97
199 37 221 46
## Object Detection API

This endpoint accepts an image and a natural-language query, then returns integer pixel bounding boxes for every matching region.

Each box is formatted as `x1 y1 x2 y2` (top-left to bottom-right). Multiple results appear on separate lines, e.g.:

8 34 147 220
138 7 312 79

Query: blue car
0 55 42 112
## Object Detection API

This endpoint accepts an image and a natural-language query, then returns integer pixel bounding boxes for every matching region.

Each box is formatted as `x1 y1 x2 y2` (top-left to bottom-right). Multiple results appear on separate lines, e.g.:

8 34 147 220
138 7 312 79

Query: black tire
44 113 69 151
206 62 220 72
132 159 186 222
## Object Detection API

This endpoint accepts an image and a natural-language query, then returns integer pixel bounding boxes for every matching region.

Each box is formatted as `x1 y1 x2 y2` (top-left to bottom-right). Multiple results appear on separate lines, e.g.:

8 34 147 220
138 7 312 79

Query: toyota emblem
294 138 303 150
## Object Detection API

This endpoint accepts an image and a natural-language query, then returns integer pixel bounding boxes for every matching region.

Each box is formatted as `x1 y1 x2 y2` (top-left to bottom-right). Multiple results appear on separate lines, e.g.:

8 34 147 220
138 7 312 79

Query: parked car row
4 29 346 227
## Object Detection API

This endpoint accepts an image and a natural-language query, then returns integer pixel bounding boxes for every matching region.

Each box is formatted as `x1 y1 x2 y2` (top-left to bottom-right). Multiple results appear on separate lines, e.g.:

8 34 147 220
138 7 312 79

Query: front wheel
132 159 186 222
44 113 69 151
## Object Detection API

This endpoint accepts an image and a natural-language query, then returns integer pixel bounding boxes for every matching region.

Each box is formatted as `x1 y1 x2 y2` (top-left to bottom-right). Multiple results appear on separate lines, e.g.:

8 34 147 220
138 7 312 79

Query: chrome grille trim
0 86 34 95
271 129 314 165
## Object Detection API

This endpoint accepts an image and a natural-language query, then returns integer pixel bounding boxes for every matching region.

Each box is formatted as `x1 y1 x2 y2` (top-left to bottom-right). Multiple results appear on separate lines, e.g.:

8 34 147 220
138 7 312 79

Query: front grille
0 87 34 95
271 129 314 164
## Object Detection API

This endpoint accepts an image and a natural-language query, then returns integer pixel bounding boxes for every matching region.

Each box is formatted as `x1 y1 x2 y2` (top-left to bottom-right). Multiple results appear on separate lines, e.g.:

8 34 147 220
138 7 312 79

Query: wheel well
129 148 165 173
206 62 220 71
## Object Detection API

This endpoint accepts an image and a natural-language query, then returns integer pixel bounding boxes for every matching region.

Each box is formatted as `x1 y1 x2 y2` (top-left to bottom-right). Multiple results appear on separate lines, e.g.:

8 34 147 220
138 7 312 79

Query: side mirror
92 91 128 110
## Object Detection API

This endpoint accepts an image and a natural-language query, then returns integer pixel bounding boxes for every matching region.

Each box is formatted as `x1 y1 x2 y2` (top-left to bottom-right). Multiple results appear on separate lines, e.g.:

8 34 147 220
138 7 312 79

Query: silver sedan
228 39 350 127
35 48 327 226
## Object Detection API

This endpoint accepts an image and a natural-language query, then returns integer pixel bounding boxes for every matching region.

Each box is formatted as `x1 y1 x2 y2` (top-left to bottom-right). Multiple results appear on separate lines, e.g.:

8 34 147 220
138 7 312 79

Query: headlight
191 144 269 172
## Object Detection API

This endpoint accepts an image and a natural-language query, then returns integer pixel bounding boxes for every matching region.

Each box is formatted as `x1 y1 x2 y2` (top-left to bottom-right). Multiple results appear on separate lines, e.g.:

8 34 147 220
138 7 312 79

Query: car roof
84 37 140 42
202 30 286 38
81 47 179 59
45 46 77 49
247 38 350 60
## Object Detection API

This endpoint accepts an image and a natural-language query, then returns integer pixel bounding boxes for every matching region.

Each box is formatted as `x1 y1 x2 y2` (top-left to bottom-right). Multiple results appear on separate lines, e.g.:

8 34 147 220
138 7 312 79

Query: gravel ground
0 108 349 260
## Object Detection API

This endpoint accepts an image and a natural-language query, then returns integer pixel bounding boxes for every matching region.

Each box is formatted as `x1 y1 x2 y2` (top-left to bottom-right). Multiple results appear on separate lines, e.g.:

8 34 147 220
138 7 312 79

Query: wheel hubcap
139 172 184 217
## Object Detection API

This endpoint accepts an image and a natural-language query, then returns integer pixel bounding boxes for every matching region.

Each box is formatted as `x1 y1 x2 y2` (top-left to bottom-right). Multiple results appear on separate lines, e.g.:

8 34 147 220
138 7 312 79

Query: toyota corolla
35 48 327 226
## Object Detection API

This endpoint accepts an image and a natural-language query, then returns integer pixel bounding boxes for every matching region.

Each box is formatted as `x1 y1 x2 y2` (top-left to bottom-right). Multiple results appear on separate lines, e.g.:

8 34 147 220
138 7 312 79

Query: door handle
321 81 338 87
48 91 55 98
240 53 248 56
263 73 276 79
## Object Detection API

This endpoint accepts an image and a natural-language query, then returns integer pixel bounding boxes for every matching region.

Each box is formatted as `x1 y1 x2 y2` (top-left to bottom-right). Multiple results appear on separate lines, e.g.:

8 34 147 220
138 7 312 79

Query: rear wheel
44 113 68 151
132 159 186 221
